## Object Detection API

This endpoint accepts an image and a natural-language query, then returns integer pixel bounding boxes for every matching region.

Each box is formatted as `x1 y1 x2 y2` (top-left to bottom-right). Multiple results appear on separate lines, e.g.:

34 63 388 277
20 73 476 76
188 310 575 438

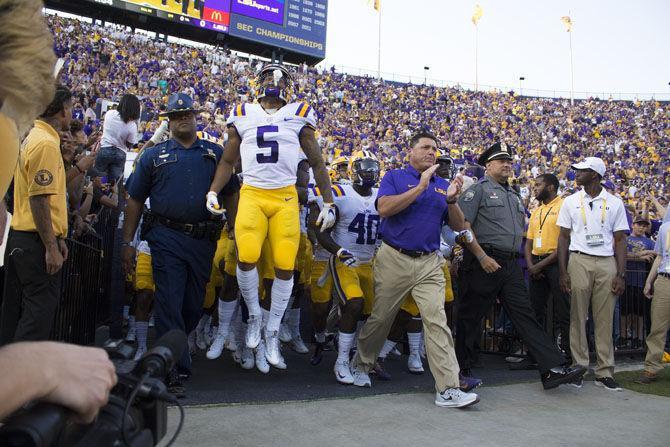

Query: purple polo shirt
377 165 450 252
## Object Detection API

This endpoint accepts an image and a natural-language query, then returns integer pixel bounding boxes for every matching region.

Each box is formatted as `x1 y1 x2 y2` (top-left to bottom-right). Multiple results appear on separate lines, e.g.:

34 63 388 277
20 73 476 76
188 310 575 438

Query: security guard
456 142 586 390
122 93 239 393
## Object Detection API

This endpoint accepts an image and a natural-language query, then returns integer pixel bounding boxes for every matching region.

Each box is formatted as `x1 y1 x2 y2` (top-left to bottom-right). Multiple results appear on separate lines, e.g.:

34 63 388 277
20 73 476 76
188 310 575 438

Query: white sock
236 266 261 317
408 331 422 356
284 293 296 322
123 305 130 320
314 331 326 343
217 299 238 338
337 331 355 363
136 321 149 350
288 308 301 338
267 277 293 332
379 339 397 360
128 315 136 331
237 322 247 346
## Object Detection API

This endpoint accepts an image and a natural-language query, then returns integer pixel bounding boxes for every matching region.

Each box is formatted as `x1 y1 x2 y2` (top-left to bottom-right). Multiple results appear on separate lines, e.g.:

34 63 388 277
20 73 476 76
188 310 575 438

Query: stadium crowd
1 9 668 414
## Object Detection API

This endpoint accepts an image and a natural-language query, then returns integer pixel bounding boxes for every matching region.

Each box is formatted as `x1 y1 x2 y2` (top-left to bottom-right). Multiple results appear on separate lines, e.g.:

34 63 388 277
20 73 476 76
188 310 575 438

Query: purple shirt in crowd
377 165 450 252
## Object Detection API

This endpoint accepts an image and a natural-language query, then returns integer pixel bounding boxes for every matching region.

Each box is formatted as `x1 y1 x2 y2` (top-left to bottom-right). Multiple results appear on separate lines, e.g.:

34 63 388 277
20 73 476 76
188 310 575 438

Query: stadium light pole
519 76 525 96
475 24 479 91
424 66 430 85
377 2 382 80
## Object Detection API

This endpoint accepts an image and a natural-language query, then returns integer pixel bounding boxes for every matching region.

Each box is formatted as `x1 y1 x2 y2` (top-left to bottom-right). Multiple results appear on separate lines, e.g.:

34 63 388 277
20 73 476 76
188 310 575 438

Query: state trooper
455 142 586 390
122 93 239 395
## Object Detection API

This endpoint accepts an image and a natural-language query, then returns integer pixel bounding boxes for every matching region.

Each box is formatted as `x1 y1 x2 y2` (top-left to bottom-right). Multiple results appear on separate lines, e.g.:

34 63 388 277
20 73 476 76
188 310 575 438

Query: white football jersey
331 184 380 264
227 102 317 189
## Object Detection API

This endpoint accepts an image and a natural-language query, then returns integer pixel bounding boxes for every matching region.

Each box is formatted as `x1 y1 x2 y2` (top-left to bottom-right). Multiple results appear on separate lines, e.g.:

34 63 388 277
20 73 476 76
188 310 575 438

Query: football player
330 156 350 185
314 151 381 384
206 64 335 367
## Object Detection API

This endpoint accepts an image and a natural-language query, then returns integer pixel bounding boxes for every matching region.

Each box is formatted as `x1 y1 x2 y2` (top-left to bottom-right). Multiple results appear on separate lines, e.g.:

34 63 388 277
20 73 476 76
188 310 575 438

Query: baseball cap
601 179 616 191
571 157 606 177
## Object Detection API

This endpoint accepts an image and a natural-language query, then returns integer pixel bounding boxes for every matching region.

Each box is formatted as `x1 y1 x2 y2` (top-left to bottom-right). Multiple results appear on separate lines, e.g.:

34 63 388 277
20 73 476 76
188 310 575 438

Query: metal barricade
50 238 103 344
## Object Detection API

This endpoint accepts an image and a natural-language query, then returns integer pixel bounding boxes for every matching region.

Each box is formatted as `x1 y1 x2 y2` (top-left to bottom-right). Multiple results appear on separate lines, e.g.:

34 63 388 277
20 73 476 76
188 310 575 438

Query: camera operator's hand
40 343 117 424
0 342 117 424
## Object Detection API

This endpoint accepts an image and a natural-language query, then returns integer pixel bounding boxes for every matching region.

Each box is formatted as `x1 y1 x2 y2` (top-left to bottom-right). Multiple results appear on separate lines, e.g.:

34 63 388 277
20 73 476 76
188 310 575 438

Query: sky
322 0 670 100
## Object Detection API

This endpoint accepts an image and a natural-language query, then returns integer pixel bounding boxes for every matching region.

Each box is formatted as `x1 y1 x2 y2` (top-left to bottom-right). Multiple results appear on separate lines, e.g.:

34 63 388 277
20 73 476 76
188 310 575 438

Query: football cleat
334 360 354 385
125 326 136 343
255 342 270 374
240 347 255 370
310 342 325 366
133 345 146 361
408 352 425 374
279 323 292 343
206 333 227 360
245 315 262 349
264 330 283 367
290 335 309 354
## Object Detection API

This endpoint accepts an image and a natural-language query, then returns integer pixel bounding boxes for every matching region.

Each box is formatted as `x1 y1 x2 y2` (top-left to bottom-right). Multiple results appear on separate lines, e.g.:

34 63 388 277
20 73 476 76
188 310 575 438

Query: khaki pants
568 253 616 378
644 275 670 374
352 243 460 391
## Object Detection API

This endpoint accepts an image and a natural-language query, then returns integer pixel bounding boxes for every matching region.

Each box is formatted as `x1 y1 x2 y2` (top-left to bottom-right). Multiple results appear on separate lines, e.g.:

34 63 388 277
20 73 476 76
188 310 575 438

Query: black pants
456 252 565 373
529 258 571 356
0 231 62 345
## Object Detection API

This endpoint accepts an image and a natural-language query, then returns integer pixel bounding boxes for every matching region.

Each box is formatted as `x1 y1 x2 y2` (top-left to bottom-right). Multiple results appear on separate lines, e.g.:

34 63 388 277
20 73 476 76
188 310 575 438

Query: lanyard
579 193 606 231
538 206 554 233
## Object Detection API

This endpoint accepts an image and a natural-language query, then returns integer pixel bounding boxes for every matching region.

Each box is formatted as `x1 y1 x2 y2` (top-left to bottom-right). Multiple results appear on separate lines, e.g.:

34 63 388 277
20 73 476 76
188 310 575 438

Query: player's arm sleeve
555 201 572 230
457 185 482 225
26 141 62 196
125 150 152 203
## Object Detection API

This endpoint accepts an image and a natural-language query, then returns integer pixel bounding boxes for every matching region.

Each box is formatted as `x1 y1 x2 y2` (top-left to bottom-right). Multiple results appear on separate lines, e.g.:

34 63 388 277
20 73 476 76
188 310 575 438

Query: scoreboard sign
82 0 327 59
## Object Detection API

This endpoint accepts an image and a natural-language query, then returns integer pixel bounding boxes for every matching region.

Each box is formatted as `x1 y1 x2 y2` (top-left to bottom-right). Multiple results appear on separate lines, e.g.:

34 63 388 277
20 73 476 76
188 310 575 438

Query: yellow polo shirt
527 196 563 256
11 120 68 237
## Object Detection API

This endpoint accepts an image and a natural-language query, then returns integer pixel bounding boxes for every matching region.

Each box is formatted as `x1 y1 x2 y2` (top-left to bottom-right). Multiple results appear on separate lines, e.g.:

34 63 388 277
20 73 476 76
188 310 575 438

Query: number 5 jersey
227 101 317 189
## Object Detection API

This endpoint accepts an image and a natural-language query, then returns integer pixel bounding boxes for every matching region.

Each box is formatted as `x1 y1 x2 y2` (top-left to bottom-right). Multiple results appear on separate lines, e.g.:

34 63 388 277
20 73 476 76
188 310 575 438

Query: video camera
0 330 187 447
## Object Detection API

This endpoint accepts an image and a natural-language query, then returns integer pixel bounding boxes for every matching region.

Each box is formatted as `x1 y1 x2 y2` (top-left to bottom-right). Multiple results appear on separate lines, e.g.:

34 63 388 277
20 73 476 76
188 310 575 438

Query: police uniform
125 94 239 374
456 142 566 375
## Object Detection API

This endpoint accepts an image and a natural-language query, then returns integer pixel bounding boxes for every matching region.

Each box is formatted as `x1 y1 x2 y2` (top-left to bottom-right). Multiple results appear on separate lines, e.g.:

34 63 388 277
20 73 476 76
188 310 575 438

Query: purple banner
231 0 285 25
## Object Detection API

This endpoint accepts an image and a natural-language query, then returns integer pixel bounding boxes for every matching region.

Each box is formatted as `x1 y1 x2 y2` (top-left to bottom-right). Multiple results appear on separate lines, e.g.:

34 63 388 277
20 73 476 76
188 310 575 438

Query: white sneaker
290 335 309 354
334 360 354 384
246 315 262 349
275 357 287 370
408 352 424 374
350 365 372 387
206 332 227 360
390 346 402 357
279 323 292 343
225 334 237 352
255 342 270 374
435 388 480 408
264 330 283 367
205 325 218 346
125 326 136 342
133 345 147 361
240 347 255 370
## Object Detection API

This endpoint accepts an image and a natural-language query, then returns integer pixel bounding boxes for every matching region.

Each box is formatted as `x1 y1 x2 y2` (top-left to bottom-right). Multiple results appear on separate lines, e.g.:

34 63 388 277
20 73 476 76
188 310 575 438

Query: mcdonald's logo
204 7 230 25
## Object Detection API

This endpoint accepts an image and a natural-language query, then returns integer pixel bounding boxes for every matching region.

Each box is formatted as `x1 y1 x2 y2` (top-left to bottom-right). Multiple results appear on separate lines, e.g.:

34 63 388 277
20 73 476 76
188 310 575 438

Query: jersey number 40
348 213 380 245
256 126 279 164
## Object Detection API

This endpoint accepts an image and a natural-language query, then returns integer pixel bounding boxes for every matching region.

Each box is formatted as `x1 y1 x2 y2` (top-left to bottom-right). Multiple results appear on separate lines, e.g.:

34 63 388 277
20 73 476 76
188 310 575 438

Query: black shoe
541 365 587 390
167 370 186 398
310 342 324 366
371 358 392 381
509 359 538 371
594 376 623 392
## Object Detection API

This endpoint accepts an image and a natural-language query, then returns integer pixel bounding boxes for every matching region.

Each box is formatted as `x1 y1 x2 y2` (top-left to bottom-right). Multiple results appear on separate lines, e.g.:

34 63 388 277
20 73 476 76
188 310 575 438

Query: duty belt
144 212 222 240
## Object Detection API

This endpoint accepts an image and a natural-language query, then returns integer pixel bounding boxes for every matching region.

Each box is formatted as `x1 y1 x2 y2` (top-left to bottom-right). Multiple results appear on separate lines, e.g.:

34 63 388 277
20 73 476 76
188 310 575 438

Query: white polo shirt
556 187 629 256
100 109 139 152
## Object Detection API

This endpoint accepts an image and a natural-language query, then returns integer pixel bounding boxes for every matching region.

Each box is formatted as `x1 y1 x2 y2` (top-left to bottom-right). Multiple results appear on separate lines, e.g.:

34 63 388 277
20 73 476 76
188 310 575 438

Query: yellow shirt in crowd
526 196 563 256
11 120 68 237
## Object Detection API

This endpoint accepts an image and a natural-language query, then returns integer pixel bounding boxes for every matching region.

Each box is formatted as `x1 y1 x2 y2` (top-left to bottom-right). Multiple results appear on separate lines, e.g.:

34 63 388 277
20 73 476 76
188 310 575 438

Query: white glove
336 248 359 268
206 191 224 215
316 202 337 232
150 120 169 144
